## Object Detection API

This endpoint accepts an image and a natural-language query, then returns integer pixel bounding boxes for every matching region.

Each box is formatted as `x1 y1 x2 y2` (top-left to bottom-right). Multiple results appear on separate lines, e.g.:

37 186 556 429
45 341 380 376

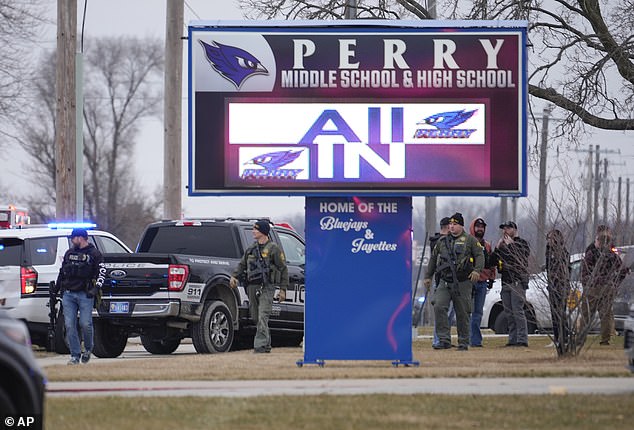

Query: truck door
275 229 305 328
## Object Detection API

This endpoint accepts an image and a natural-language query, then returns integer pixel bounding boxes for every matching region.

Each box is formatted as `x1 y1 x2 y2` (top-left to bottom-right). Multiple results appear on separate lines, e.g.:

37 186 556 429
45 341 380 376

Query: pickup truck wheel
140 335 181 355
192 300 234 353
93 320 127 358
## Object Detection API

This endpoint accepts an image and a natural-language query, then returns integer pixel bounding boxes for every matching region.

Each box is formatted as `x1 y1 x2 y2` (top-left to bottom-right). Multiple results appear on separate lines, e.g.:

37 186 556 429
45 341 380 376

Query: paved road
37 338 198 367
46 377 634 397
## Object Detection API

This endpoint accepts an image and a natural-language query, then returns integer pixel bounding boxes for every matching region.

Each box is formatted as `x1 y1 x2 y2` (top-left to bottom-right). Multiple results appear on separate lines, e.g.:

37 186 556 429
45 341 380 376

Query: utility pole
344 0 357 18
586 146 593 244
625 178 632 245
572 145 620 241
593 145 601 234
536 106 552 267
425 0 438 237
55 0 77 220
617 176 622 244
500 197 508 223
428 0 437 17
601 169 628 243
163 0 184 220
602 158 609 224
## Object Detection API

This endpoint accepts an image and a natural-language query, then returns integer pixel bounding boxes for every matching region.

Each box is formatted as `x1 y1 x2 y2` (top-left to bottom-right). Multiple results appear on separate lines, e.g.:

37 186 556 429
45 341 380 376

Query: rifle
437 235 461 296
411 233 430 328
250 243 270 298
411 232 428 309
47 281 58 352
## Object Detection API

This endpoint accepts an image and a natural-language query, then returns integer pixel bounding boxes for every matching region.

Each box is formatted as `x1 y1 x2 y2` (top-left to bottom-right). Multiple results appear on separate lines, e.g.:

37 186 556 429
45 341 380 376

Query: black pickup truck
92 219 305 357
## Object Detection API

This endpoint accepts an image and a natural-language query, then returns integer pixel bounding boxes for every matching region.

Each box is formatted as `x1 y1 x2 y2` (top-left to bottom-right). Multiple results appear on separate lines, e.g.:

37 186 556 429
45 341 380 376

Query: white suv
0 224 131 351
481 253 585 334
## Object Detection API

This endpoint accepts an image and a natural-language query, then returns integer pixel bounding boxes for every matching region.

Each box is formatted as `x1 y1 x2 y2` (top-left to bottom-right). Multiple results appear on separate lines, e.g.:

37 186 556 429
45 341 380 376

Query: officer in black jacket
54 228 104 365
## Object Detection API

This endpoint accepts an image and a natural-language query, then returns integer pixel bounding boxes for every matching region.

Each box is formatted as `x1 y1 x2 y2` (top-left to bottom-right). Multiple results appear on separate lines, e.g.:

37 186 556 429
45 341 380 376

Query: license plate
109 302 129 314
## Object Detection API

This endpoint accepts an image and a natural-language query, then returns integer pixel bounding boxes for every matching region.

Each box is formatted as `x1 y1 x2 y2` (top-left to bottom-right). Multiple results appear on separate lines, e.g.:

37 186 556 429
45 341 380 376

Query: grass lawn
42 334 634 430
46 394 634 430
43 334 633 382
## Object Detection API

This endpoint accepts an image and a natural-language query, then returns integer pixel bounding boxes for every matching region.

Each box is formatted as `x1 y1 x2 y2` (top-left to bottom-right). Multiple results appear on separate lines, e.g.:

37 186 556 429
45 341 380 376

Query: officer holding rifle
424 213 484 351
230 220 288 353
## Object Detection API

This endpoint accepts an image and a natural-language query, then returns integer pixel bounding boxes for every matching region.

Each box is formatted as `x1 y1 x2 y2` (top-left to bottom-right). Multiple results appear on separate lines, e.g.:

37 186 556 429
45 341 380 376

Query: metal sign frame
188 20 528 196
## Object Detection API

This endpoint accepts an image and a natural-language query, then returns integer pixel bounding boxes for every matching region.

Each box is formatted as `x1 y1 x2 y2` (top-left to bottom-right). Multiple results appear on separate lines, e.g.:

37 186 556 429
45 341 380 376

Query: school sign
188 20 528 196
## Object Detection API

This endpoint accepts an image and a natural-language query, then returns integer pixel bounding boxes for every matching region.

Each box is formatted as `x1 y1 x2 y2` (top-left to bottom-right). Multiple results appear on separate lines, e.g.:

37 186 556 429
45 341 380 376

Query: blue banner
303 196 413 363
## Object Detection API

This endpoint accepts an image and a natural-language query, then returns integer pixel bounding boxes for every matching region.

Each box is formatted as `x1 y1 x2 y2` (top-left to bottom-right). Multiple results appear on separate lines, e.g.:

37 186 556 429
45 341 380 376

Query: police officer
54 228 104 365
424 213 484 351
230 220 289 353
429 217 453 348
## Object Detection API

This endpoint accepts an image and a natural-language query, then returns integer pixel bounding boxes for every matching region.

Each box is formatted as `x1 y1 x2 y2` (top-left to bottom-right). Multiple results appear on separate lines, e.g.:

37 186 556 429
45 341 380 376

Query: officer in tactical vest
230 220 289 353
424 212 484 351
54 228 104 365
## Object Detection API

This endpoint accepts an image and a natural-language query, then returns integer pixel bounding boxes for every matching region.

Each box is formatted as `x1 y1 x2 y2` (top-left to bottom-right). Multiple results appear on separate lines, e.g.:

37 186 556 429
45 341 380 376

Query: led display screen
188 21 527 195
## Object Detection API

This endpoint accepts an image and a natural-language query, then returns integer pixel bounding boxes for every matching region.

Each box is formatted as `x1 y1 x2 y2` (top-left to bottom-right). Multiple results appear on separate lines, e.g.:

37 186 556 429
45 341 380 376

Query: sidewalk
46 377 634 397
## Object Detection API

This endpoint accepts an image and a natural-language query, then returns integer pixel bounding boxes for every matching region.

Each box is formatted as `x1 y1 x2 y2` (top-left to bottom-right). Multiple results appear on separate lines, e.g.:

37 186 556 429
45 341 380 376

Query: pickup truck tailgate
101 253 173 297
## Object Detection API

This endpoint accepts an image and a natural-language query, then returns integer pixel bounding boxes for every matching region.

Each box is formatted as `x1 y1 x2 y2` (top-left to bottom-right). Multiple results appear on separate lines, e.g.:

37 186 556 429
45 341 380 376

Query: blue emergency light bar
47 222 97 230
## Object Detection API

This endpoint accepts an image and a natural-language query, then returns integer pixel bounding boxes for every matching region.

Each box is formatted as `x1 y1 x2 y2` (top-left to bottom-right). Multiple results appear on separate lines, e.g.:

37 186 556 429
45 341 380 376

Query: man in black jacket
491 221 531 347
54 228 104 365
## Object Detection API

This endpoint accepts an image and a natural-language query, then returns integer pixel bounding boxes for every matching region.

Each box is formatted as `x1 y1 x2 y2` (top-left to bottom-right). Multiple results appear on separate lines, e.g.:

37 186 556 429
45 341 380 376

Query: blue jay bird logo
241 150 305 180
245 150 303 170
417 109 476 130
199 40 268 89
413 109 478 139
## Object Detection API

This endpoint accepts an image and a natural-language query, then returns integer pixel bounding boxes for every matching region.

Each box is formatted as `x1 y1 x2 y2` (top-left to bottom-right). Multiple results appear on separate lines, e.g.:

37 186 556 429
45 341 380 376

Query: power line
184 1 201 20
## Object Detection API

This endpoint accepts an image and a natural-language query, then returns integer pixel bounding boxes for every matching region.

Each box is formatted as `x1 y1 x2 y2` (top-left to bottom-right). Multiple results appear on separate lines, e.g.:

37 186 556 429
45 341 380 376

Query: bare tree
0 0 45 132
238 0 634 135
15 36 164 247
82 37 164 238
513 162 630 357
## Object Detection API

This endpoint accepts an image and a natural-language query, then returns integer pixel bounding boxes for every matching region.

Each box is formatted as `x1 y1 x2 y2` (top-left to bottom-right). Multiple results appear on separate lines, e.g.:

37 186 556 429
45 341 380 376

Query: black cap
253 219 271 236
70 228 88 239
474 218 487 227
439 217 451 227
449 212 464 226
499 221 518 229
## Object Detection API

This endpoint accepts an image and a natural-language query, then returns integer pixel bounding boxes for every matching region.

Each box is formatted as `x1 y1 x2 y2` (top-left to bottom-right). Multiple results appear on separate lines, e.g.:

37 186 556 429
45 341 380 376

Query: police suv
0 224 131 352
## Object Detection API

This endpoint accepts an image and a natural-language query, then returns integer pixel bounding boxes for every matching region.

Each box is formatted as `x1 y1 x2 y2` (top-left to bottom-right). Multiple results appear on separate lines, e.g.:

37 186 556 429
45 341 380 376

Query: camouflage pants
432 279 472 347
247 284 275 351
